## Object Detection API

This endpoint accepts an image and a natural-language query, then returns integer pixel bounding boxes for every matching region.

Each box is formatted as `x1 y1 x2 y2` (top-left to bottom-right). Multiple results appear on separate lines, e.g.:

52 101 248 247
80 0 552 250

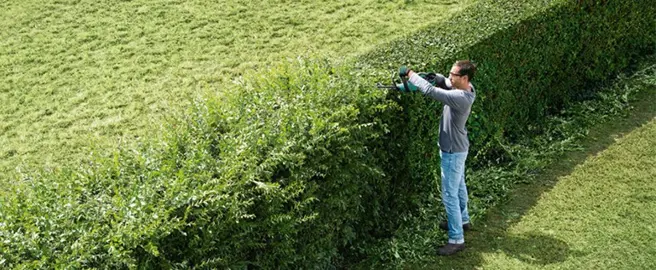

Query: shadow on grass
420 80 656 269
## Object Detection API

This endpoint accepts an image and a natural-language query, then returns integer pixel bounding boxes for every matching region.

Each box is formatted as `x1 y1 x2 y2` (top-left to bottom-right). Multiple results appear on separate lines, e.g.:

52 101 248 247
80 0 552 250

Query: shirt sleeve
408 73 468 110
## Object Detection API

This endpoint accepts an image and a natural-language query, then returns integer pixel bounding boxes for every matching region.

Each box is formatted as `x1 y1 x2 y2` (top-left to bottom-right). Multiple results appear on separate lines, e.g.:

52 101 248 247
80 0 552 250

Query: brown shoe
439 221 472 231
438 243 466 256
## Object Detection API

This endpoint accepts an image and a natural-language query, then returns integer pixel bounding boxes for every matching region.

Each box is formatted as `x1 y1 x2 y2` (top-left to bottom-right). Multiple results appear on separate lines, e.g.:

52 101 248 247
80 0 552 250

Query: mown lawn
0 0 472 176
421 62 656 269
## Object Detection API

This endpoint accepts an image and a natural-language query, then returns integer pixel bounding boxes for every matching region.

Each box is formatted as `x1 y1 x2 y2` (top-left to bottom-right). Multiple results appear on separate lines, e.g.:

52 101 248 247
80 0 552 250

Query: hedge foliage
1 59 397 268
1 0 655 268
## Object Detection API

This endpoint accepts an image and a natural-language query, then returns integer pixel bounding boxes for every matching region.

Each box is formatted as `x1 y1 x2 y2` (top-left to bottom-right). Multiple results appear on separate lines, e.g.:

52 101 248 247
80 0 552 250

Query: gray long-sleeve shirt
408 73 476 153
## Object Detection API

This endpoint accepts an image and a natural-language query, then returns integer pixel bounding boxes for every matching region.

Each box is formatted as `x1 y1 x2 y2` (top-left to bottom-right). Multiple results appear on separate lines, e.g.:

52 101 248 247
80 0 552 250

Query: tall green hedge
1 0 654 268
0 60 396 268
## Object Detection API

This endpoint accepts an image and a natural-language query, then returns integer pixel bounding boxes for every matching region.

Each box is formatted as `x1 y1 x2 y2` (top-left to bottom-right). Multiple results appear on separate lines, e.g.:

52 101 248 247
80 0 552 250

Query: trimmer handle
401 74 410 92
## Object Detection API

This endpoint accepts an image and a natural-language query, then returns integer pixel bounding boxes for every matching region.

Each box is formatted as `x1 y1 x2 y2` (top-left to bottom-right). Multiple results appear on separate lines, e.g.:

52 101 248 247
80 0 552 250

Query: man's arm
407 72 466 109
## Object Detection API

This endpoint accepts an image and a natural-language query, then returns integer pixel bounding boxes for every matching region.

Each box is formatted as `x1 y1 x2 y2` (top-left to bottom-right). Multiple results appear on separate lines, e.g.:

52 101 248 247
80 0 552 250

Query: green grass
0 0 473 176
420 62 656 269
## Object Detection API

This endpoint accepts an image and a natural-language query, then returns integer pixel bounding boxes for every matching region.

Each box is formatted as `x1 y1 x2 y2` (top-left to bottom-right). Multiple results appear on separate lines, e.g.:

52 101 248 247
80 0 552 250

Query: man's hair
455 60 477 80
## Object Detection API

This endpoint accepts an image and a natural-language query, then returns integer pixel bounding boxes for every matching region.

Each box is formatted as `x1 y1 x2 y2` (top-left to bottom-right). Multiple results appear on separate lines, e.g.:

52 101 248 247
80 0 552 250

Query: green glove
399 66 410 77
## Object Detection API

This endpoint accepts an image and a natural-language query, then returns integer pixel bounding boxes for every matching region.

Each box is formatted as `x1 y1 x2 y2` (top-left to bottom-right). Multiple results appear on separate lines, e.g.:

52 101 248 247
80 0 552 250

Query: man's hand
399 66 411 77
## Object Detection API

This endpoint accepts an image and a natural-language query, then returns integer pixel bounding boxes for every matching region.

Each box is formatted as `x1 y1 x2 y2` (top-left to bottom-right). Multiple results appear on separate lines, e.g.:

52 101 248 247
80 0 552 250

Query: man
400 60 477 256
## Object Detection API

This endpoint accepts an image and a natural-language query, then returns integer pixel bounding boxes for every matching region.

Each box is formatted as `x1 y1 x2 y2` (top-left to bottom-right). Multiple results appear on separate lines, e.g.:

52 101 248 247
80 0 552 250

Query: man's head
448 60 476 90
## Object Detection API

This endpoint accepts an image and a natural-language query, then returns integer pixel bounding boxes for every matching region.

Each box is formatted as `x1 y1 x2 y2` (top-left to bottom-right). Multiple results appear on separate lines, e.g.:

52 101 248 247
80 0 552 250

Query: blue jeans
440 151 470 243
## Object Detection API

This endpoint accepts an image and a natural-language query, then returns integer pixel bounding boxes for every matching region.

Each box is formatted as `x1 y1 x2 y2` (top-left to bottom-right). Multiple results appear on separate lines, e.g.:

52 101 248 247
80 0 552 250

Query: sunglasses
449 72 464 77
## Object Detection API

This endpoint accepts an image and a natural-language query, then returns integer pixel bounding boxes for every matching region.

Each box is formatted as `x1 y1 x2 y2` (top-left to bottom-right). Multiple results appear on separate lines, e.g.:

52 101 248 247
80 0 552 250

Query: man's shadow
419 73 656 269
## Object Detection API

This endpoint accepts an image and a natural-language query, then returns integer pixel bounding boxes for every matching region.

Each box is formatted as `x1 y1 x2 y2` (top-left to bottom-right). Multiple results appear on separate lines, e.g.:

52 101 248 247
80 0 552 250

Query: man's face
448 65 466 90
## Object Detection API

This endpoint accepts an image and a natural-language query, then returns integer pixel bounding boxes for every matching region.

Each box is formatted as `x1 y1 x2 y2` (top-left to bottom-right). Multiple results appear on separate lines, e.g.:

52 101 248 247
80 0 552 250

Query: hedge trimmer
376 70 452 92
